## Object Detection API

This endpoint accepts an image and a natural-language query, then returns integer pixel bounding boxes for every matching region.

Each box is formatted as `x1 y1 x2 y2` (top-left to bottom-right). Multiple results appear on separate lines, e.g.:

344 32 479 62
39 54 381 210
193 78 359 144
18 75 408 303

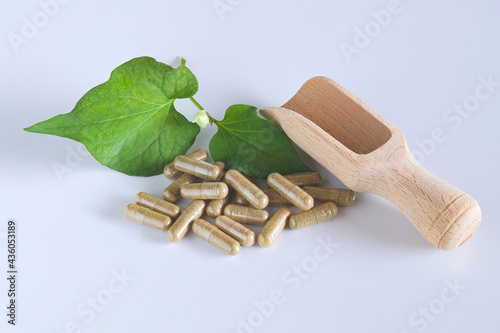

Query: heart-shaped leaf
210 104 311 179
24 57 200 176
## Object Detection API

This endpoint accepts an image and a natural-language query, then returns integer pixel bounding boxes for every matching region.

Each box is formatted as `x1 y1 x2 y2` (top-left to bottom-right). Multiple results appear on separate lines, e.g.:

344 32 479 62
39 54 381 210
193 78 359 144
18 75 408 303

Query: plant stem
189 96 217 125
189 96 204 111
182 57 217 125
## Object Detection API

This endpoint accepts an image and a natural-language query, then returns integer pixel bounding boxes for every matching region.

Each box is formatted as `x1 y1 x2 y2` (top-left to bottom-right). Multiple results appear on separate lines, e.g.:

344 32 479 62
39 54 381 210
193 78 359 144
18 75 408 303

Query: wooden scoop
260 76 481 250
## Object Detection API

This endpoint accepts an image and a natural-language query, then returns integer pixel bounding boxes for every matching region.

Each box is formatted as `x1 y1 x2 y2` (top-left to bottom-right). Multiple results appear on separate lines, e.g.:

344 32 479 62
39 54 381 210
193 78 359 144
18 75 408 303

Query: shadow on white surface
345 193 431 250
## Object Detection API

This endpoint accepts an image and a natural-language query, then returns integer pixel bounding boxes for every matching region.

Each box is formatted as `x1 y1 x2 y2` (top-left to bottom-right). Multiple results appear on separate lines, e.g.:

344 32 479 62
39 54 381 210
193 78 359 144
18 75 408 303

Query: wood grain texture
260 76 481 250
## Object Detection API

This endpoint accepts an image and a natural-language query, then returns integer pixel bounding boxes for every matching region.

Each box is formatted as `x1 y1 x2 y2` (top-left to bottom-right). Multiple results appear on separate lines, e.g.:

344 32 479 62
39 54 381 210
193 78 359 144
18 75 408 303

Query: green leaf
24 57 200 176
210 104 311 179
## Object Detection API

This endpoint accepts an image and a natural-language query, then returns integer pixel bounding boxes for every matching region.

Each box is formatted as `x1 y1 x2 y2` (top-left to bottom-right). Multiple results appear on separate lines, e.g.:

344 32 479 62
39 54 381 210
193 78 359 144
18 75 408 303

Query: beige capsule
124 203 172 231
232 173 256 206
174 156 221 181
284 172 323 186
223 204 269 226
263 189 293 206
162 173 199 203
258 207 291 247
302 186 356 206
180 182 229 200
207 186 232 218
166 199 206 242
215 215 255 247
203 161 226 183
205 162 229 217
267 172 314 210
163 149 208 179
211 162 226 181
206 195 231 218
289 202 338 230
236 189 292 207
135 192 181 219
224 170 269 209
192 219 241 255
234 192 249 205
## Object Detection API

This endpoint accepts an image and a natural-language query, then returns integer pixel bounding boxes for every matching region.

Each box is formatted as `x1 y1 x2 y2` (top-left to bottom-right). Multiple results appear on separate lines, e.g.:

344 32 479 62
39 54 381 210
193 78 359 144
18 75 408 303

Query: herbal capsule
180 182 229 200
135 192 181 219
236 189 292 207
267 172 314 210
192 219 240 255
302 186 356 206
284 172 323 186
258 207 291 247
174 156 221 181
204 162 229 217
163 149 208 179
235 192 249 205
289 202 338 230
166 200 206 242
233 173 255 206
211 162 226 181
206 195 231 218
223 204 269 226
215 215 255 247
263 189 294 206
224 170 269 209
207 184 232 218
162 173 199 203
124 204 172 231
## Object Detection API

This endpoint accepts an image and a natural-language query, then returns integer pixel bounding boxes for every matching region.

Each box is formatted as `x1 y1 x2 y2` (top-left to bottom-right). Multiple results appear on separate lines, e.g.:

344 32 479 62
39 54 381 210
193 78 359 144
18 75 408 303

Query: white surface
1 1 499 332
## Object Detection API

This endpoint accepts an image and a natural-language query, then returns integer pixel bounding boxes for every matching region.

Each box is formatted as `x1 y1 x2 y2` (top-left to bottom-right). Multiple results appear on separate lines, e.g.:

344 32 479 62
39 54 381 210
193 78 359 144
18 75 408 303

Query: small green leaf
24 57 200 176
210 104 311 179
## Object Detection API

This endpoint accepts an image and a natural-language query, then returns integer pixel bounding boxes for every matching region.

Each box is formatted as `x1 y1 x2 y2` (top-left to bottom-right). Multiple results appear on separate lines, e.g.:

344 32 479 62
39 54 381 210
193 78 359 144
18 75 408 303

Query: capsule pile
124 149 356 255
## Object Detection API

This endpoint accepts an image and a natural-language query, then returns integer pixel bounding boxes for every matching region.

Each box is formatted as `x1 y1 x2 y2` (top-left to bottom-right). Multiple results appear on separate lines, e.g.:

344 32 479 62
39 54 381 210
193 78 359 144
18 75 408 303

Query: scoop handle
369 152 481 250
260 106 481 250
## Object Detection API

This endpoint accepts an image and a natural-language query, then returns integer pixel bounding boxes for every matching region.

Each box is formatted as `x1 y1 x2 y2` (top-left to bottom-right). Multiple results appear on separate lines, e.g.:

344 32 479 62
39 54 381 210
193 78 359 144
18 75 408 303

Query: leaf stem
181 57 217 125
189 96 204 111
189 96 217 125
207 113 217 125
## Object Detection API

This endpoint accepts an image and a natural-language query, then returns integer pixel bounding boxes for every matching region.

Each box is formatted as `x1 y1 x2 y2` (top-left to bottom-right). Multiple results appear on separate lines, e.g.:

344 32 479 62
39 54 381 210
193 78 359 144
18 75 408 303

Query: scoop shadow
341 193 431 250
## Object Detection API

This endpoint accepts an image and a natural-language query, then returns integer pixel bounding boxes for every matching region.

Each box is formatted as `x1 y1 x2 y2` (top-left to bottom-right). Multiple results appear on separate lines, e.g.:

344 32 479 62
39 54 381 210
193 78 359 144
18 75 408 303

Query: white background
1 1 499 332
